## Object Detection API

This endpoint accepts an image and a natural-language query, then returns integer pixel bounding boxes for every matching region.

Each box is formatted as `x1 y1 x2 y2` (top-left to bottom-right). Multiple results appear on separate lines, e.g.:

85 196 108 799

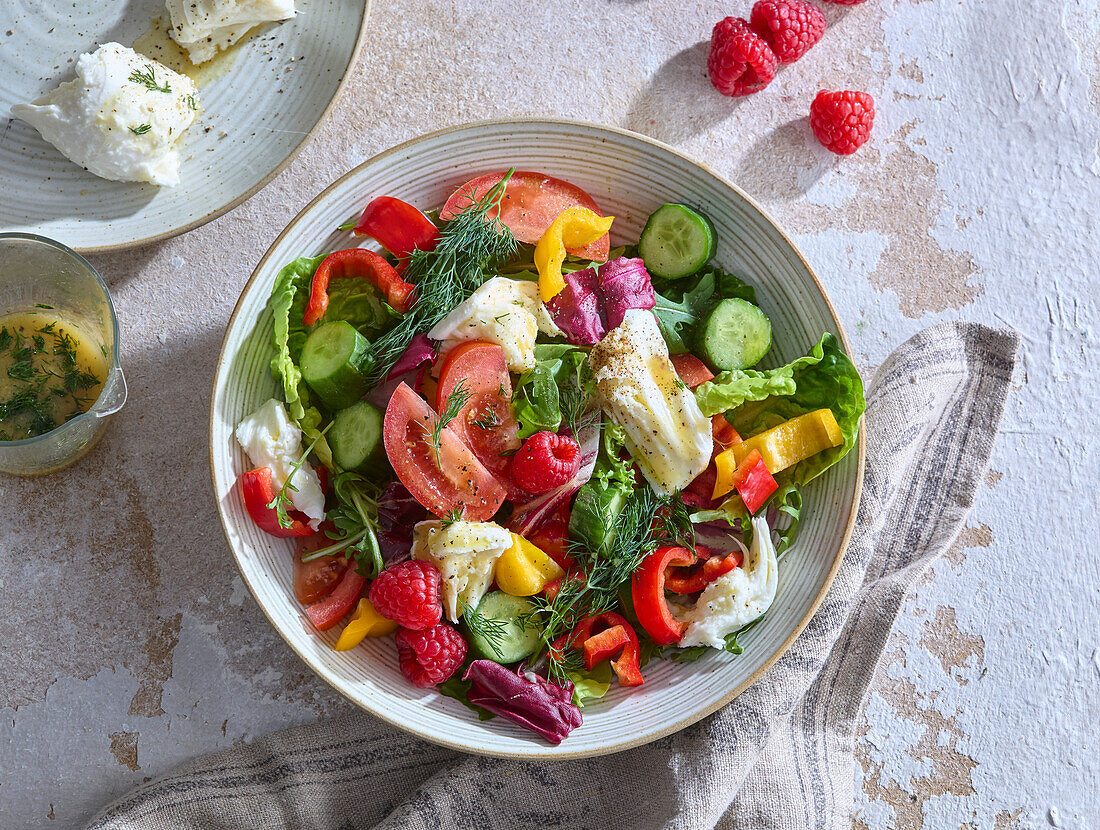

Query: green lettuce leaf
695 333 865 486
512 344 587 440
269 255 325 421
324 276 399 338
566 661 613 707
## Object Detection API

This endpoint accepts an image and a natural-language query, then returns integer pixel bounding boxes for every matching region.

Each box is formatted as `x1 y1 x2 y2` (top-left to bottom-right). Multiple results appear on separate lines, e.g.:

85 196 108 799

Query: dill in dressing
0 311 106 441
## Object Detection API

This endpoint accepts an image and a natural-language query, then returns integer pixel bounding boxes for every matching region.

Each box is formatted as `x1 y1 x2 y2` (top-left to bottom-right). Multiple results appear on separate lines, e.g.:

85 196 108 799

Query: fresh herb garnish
0 327 10 351
441 506 464 528
129 64 171 93
470 406 502 431
458 596 511 658
7 360 33 381
185 94 198 111
34 303 54 310
362 170 518 386
428 379 470 467
129 123 152 135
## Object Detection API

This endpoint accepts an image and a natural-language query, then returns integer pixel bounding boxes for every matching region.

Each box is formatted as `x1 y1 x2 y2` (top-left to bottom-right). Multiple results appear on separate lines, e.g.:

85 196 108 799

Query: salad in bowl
230 168 864 746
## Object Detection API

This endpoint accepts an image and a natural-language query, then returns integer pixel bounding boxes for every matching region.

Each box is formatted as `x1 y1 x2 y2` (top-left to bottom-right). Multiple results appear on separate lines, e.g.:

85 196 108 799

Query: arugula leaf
269 255 325 421
668 646 710 663
651 266 759 354
512 344 587 439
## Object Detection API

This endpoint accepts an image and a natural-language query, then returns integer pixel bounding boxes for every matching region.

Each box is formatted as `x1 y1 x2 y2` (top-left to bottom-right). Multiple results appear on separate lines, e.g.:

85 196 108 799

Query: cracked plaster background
1 0 1098 827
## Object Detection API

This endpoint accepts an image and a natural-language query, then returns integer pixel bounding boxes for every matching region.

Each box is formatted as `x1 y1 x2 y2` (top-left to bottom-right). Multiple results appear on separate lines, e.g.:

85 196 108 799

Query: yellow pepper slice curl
334 598 398 651
535 207 615 302
724 408 843 476
495 533 565 597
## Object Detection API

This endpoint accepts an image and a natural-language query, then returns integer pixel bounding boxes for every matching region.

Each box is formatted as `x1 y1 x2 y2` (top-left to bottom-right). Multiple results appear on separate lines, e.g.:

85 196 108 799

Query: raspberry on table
369 560 443 630
510 431 581 495
707 17 778 97
750 0 826 65
809 89 875 154
395 624 467 688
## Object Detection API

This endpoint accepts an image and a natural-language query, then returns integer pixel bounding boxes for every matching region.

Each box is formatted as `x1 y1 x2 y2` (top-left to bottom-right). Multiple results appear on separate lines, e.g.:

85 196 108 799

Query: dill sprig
129 64 171 93
129 124 152 135
529 486 694 679
459 596 511 657
428 379 470 467
470 406 502 431
362 170 519 386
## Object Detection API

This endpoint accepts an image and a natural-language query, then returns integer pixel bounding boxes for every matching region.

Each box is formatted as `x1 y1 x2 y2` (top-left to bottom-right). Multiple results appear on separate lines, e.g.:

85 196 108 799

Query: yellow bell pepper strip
535 207 615 302
334 598 398 650
728 408 843 474
496 533 565 596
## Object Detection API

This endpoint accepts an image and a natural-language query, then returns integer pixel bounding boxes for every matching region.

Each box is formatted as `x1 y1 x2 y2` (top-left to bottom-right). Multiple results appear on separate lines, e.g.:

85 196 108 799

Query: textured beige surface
2 0 1097 827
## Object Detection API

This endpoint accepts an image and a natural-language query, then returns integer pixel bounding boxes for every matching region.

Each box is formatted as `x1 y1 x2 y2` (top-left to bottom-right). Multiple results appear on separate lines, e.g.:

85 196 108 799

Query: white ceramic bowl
209 119 864 759
0 0 368 252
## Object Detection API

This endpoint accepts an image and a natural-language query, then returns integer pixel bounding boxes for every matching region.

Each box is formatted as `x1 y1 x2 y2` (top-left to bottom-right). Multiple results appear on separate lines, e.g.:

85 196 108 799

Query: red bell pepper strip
305 567 367 631
239 467 316 538
732 449 779 514
553 611 644 687
632 546 696 646
711 415 741 451
664 545 743 594
303 248 417 327
353 196 439 264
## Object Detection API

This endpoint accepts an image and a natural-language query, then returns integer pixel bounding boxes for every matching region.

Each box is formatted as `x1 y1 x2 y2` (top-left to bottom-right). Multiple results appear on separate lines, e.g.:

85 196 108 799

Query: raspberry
510 431 581 494
750 0 826 65
707 17 778 97
395 624 467 688
368 560 443 630
810 89 875 154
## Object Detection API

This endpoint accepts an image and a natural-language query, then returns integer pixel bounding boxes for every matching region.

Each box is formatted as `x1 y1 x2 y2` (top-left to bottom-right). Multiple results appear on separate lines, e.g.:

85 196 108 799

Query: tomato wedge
440 171 611 262
436 341 521 493
305 568 366 631
294 526 348 605
670 353 715 389
382 382 507 522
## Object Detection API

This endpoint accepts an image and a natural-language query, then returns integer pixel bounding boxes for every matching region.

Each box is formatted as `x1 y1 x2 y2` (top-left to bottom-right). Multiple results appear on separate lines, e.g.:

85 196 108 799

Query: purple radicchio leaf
546 267 606 345
367 334 437 409
462 660 583 745
598 257 656 330
376 481 428 564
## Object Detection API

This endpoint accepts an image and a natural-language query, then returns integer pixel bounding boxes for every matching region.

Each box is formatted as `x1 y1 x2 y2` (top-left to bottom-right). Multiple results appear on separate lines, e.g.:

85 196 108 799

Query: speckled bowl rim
208 117 866 760
70 1 372 255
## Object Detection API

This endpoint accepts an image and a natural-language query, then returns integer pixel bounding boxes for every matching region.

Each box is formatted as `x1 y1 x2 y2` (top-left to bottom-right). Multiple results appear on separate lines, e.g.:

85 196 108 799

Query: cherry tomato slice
382 382 507 522
440 171 610 262
436 341 522 494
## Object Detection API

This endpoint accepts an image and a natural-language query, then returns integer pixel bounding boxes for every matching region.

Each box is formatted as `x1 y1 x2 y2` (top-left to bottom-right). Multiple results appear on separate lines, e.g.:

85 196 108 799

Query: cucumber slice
329 401 386 473
696 298 772 371
465 591 540 664
638 203 717 280
300 321 371 410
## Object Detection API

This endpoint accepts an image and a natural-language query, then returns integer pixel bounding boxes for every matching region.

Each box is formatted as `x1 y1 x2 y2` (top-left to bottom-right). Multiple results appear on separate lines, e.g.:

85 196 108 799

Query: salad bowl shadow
209 118 865 760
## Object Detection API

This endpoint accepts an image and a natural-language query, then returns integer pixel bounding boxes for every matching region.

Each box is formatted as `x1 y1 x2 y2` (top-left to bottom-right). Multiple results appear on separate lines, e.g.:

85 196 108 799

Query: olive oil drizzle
0 319 103 441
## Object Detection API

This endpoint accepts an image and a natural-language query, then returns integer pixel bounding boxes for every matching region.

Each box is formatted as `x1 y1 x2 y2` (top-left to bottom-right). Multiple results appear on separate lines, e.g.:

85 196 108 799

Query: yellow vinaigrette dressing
0 311 106 441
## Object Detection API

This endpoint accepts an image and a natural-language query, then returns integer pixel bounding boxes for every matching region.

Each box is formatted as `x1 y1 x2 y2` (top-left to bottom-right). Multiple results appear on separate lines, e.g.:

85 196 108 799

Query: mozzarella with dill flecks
676 515 778 648
166 0 296 65
428 277 562 373
235 398 325 530
587 308 711 496
411 519 511 623
11 43 198 187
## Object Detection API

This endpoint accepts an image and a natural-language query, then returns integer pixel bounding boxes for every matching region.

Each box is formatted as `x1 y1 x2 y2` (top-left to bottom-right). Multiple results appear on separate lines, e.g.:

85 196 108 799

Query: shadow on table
732 116 836 201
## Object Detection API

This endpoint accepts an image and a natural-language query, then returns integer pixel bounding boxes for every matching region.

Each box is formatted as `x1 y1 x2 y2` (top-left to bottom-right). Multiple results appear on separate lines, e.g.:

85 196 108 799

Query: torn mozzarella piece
676 515 779 648
11 43 198 187
411 520 512 622
429 277 562 373
235 398 325 530
166 0 296 65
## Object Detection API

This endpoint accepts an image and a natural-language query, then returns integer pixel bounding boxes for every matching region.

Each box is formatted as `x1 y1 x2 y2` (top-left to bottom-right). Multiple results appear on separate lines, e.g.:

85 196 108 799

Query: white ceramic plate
0 0 368 253
209 119 865 759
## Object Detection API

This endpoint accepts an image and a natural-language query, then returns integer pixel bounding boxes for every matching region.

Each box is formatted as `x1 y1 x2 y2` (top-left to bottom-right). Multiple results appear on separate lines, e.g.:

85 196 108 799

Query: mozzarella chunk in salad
11 43 198 187
411 519 512 622
235 398 325 529
676 515 779 648
428 277 562 373
588 308 712 496
167 0 296 65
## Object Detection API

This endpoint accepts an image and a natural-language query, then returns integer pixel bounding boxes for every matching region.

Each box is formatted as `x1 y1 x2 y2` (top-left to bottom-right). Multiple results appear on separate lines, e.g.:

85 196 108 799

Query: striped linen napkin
85 322 1017 830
